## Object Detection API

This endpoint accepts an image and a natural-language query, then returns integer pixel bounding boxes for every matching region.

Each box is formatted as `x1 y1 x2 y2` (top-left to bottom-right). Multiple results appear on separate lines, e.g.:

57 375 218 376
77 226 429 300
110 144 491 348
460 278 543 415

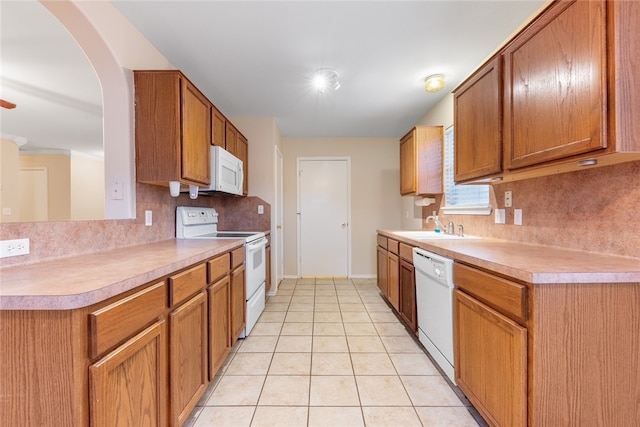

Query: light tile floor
186 277 483 427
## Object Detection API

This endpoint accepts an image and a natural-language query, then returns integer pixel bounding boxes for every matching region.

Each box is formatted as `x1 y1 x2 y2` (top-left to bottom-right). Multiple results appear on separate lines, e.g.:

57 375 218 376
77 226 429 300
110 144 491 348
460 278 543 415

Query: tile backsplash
0 183 271 268
426 161 640 258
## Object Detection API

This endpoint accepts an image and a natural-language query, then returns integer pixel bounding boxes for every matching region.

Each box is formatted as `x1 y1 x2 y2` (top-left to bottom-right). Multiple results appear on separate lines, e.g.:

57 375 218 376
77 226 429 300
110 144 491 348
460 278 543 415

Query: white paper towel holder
414 197 436 207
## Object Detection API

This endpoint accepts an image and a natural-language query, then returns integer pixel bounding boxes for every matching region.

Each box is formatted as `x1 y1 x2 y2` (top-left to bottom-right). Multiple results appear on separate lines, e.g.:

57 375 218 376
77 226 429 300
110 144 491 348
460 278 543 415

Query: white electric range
176 206 267 337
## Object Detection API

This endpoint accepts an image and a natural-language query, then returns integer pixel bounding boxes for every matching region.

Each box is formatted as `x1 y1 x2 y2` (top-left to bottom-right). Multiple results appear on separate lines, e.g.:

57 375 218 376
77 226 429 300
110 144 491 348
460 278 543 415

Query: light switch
495 209 506 224
514 209 523 226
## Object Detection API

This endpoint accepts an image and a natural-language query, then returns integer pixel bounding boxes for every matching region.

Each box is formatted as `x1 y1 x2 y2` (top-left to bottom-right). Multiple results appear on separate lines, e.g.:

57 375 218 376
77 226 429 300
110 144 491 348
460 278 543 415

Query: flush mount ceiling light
312 68 340 94
424 74 446 93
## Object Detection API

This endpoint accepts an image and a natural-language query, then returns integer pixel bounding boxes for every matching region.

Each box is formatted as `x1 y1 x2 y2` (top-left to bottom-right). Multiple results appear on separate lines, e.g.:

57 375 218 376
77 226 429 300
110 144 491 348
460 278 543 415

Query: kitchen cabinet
503 0 606 170
89 282 168 427
265 243 272 292
454 0 640 184
90 320 168 427
207 253 231 377
454 290 527 427
225 121 238 156
376 235 388 296
399 126 443 195
230 247 246 344
169 291 208 427
212 106 226 148
398 243 417 333
453 262 528 427
387 240 400 311
134 70 211 187
453 57 502 182
237 133 249 195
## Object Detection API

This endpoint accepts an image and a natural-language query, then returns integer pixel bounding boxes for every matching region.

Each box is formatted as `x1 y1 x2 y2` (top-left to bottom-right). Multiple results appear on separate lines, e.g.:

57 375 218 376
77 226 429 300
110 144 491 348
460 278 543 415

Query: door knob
341 223 348 227
276 225 282 230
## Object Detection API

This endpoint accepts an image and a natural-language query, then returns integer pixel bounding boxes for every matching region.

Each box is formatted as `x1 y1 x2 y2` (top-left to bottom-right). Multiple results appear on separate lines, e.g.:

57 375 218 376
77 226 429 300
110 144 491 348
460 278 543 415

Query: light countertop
0 239 244 310
377 230 640 284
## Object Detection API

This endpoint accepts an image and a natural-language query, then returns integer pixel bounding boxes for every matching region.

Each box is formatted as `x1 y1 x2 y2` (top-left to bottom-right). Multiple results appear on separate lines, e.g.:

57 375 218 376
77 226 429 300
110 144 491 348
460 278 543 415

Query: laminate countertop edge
0 239 245 310
377 230 640 284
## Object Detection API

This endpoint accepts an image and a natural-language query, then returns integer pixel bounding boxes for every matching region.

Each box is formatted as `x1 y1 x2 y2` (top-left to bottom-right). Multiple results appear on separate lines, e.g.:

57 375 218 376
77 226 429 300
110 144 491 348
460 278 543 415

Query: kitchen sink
392 230 480 240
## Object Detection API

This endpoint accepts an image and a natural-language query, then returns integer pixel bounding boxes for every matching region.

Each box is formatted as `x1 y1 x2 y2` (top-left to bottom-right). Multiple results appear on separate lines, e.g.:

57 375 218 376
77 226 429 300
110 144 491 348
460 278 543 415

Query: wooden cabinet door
181 79 211 185
237 134 249 195
398 258 416 332
376 245 388 296
212 106 226 148
208 275 230 378
169 292 208 427
265 245 272 291
503 0 607 170
387 252 400 311
454 290 527 427
230 265 246 344
399 131 416 195
225 122 238 156
454 57 503 182
89 320 167 427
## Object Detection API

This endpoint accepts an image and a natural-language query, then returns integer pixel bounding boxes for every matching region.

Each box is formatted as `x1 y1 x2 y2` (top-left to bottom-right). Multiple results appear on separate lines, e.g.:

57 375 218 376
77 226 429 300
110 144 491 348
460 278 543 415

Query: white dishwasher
413 247 456 385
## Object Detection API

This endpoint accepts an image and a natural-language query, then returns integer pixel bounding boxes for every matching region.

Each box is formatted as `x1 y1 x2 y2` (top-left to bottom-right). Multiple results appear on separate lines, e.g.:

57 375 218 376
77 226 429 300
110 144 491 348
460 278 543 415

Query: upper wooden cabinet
503 0 607 170
212 106 226 148
454 0 640 184
225 121 238 155
454 57 502 182
399 126 443 195
237 133 249 195
134 70 211 187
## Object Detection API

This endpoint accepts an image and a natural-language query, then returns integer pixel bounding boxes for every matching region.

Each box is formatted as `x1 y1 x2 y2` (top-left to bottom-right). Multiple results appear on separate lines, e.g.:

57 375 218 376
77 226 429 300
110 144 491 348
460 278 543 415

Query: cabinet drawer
169 263 207 307
208 253 230 283
454 263 527 323
231 246 245 269
399 243 413 262
377 235 388 249
90 281 166 358
388 239 399 255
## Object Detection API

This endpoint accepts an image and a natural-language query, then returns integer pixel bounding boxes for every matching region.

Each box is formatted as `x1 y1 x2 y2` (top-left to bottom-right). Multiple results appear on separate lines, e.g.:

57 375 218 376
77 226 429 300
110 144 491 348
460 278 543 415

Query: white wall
282 137 401 278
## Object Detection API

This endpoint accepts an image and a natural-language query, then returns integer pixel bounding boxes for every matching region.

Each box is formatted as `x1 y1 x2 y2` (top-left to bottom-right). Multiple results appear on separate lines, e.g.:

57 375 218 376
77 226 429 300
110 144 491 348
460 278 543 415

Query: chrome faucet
425 211 447 233
447 220 455 235
457 224 464 237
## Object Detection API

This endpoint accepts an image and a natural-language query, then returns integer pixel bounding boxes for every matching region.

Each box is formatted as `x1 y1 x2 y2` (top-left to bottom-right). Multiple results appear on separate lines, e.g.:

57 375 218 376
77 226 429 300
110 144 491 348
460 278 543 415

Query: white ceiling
112 0 546 138
0 0 546 156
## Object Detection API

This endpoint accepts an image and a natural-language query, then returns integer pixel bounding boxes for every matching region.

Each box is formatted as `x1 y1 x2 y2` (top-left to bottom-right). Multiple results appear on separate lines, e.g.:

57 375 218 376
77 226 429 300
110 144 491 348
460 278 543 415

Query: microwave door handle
238 162 244 192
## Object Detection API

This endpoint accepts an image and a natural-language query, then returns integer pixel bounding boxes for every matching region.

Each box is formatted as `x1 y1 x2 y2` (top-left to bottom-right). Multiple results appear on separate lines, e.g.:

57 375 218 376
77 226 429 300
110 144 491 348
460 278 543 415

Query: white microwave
201 146 244 195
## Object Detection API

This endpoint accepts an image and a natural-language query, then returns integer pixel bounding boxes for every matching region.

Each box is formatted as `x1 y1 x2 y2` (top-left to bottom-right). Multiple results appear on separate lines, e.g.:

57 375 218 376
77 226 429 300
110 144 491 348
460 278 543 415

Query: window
442 126 492 215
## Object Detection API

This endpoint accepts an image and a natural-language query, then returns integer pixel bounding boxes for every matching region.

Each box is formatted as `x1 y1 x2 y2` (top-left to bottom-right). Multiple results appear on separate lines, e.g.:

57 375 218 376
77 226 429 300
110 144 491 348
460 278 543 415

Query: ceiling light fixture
312 68 340 94
424 74 446 93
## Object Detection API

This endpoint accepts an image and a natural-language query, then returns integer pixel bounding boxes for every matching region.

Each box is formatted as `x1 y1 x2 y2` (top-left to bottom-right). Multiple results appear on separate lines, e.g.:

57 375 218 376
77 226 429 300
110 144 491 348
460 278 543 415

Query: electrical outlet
0 238 30 258
258 205 264 215
145 210 153 226
495 209 506 224
505 191 513 207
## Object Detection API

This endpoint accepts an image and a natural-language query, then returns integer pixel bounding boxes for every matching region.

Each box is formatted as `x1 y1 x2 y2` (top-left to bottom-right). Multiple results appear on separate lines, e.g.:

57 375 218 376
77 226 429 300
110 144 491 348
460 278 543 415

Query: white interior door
297 158 350 277
19 168 48 221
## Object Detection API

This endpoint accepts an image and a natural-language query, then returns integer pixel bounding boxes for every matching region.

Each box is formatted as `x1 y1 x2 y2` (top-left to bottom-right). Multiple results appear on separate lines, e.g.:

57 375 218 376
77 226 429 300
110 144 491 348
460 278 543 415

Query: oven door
245 237 267 299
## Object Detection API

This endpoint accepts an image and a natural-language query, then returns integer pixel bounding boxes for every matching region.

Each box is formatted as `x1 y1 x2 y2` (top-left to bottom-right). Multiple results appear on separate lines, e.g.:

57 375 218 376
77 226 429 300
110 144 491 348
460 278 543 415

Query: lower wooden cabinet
376 245 388 295
387 252 400 311
208 275 230 377
454 289 527 427
230 264 246 343
89 320 167 427
169 291 208 427
399 258 417 333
